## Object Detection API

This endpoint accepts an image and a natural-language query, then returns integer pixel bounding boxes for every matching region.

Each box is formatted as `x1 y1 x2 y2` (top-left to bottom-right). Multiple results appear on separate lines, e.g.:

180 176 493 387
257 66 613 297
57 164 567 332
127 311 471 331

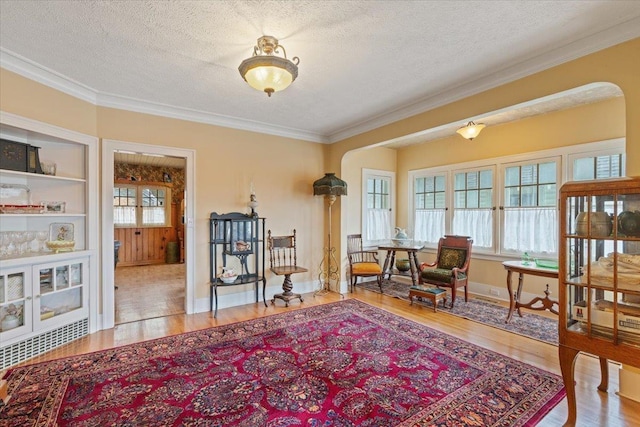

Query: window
409 139 624 258
571 153 625 181
452 168 494 249
114 183 171 227
362 169 394 246
502 159 558 255
414 174 446 245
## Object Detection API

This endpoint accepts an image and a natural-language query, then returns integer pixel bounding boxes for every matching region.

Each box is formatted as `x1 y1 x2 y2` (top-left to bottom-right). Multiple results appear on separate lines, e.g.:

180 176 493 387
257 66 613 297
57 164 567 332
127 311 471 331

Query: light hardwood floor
9 287 640 426
114 263 185 324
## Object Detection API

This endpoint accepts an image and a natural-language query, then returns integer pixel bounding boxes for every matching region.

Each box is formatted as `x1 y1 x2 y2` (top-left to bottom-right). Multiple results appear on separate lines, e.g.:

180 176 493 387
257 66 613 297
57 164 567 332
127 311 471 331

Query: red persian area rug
1 300 565 427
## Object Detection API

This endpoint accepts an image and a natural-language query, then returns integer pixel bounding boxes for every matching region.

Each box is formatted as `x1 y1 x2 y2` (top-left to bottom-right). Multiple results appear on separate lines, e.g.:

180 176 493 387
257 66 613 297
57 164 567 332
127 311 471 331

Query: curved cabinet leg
559 345 580 427
597 357 609 392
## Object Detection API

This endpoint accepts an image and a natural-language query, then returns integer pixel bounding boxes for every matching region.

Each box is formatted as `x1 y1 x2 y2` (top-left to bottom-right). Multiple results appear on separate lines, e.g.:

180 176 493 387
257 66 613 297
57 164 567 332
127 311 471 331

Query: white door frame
101 139 196 329
361 168 396 246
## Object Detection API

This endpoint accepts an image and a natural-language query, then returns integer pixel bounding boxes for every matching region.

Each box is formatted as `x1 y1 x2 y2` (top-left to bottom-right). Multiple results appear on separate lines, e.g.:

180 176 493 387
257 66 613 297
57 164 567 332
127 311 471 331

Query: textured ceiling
1 1 639 144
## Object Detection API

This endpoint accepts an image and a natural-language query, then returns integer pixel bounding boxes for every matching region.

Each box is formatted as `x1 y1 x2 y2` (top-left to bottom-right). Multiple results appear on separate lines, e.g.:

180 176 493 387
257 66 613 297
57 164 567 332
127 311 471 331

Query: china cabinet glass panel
0 268 31 338
559 177 640 426
37 259 87 323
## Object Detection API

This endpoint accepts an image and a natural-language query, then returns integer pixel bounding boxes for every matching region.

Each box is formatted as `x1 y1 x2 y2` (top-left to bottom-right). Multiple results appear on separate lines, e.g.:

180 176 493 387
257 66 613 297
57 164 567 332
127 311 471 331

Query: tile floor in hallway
114 263 185 324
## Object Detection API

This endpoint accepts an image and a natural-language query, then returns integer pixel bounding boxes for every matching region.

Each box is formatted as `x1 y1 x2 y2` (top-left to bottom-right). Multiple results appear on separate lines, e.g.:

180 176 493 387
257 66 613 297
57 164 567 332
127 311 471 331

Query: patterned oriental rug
1 300 565 427
358 280 559 345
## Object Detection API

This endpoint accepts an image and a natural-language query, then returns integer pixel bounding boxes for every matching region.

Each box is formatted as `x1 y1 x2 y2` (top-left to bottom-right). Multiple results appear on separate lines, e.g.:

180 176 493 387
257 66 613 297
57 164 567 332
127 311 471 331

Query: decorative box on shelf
572 300 640 334
0 138 44 174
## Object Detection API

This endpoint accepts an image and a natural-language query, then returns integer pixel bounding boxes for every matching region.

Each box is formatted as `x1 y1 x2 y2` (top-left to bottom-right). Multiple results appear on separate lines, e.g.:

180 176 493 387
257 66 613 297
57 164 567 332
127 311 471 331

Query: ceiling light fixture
238 35 300 97
456 121 486 140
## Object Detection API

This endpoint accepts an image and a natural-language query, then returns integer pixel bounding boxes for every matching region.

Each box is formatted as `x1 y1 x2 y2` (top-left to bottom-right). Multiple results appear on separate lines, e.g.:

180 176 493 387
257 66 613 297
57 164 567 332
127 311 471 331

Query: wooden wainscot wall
113 178 178 267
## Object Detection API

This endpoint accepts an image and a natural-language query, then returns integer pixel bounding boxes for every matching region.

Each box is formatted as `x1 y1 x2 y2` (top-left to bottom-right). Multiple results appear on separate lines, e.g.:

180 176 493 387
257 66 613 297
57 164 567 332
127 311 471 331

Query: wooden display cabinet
558 177 640 426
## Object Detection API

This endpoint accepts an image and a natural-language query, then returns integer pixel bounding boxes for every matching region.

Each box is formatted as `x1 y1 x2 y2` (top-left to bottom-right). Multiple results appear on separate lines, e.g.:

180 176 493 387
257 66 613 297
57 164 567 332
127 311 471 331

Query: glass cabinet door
0 267 32 340
34 258 88 327
562 188 640 348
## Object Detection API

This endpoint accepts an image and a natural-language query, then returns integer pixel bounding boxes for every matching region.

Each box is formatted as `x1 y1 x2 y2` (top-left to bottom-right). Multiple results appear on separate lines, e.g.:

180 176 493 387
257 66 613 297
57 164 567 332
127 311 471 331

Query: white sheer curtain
366 208 391 243
142 207 166 225
114 207 136 226
503 207 557 254
414 209 445 245
452 209 493 248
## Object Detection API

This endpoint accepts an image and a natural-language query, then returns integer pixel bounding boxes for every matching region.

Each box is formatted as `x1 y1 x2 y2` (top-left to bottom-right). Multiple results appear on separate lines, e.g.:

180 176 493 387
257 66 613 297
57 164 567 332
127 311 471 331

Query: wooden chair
347 234 383 292
268 229 308 306
414 235 472 308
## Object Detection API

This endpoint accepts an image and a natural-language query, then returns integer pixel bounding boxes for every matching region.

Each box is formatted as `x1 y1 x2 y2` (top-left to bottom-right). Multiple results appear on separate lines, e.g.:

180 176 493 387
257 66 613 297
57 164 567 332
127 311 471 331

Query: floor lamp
313 173 347 295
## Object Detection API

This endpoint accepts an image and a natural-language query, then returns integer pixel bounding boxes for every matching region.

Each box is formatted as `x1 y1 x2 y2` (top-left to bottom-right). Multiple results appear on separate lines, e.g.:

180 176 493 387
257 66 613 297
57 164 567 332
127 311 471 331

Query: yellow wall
0 69 326 304
332 38 638 298
97 107 326 299
1 37 638 306
0 69 98 136
330 38 639 171
342 146 397 235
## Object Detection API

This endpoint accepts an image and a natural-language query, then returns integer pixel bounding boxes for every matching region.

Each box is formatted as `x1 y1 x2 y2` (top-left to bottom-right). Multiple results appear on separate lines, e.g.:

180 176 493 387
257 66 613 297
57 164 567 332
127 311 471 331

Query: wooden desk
502 260 559 323
378 245 423 286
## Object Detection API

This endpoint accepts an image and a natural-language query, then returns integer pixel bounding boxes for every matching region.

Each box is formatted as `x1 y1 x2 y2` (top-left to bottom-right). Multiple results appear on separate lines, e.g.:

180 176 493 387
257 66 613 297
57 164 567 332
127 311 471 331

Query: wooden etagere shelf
209 212 267 318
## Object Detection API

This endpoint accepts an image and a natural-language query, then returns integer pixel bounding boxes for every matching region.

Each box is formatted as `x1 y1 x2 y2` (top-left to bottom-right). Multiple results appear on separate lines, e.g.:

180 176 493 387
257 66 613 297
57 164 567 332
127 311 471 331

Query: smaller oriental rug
1 300 564 427
358 279 559 345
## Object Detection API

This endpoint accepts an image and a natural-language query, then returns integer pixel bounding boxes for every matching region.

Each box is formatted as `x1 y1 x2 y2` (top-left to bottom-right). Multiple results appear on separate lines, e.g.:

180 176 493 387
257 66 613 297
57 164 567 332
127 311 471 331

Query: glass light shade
456 122 486 140
239 55 298 97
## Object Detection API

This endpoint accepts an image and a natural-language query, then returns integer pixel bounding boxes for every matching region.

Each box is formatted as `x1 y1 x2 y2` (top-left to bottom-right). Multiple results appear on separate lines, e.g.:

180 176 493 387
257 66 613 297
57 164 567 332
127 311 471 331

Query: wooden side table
502 260 559 323
378 244 423 286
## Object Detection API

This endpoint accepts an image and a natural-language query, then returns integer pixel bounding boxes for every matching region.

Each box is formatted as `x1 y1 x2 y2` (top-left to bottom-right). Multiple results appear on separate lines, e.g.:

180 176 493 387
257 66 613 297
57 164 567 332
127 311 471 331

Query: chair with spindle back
268 229 308 307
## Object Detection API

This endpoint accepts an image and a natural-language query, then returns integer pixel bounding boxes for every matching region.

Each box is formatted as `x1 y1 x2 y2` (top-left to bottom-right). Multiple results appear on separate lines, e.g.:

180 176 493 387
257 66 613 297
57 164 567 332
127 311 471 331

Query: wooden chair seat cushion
420 268 467 283
271 265 309 276
352 262 383 275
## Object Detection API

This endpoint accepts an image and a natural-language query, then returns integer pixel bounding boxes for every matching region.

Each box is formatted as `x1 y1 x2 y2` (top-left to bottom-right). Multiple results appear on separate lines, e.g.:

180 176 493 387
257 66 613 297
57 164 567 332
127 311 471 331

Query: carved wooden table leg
559 345 580 427
598 357 609 392
382 250 393 280
506 269 516 323
410 251 420 286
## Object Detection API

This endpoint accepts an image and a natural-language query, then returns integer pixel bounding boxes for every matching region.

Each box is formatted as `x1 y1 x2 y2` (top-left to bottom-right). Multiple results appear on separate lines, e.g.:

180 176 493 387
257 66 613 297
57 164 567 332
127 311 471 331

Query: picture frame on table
42 201 66 213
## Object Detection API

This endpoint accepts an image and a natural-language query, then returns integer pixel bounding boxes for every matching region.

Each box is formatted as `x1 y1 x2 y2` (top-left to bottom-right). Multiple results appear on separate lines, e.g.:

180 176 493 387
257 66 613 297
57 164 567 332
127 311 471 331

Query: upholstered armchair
415 235 472 308
347 234 383 292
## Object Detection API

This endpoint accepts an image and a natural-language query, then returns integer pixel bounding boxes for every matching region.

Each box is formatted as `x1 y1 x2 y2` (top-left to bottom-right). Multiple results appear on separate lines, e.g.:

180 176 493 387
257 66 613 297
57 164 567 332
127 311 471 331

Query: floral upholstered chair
413 235 472 308
347 234 383 292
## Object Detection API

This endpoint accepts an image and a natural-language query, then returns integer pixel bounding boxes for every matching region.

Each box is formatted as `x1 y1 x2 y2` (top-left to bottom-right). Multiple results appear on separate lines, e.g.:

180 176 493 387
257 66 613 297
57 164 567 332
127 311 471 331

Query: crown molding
0 48 97 105
327 17 640 143
2 15 639 145
0 48 327 144
96 93 328 143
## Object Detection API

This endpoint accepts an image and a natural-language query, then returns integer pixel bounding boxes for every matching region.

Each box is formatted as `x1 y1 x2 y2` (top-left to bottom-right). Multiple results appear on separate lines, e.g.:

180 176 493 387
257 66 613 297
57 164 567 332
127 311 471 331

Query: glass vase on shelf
522 252 531 266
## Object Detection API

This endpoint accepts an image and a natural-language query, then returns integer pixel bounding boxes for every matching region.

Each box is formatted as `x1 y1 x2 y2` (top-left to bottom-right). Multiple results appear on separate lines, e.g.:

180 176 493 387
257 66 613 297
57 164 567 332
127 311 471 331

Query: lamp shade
456 121 486 140
313 173 347 196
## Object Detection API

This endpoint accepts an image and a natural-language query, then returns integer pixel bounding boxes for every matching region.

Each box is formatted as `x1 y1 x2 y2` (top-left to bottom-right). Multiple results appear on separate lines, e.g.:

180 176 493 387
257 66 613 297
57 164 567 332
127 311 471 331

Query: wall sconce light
456 121 486 140
238 35 300 97
312 173 348 294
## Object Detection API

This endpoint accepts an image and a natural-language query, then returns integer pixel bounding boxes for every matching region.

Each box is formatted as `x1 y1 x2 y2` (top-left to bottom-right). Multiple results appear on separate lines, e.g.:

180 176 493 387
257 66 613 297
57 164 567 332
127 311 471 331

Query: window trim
451 165 497 252
114 181 172 228
409 138 624 259
361 168 395 247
